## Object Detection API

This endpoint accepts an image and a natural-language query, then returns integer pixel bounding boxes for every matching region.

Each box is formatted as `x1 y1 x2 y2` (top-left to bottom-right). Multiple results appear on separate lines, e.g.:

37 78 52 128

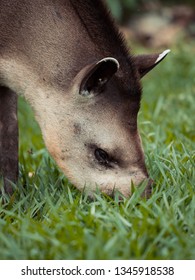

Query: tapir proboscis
0 0 170 197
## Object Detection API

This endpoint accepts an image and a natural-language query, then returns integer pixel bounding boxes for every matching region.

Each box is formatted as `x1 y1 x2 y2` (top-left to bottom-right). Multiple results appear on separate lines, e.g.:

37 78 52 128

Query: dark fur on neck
70 0 139 92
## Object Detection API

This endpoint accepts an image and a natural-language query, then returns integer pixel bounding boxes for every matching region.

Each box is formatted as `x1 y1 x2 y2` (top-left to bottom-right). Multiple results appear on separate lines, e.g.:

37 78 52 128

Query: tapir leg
0 87 18 195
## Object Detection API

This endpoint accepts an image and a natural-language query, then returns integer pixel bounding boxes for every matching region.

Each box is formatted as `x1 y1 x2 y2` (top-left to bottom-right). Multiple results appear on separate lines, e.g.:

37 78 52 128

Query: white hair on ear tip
155 49 171 64
98 57 120 69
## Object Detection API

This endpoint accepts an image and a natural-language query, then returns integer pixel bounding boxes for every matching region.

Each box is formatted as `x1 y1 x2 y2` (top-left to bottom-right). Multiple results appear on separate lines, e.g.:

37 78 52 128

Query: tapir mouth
96 175 154 199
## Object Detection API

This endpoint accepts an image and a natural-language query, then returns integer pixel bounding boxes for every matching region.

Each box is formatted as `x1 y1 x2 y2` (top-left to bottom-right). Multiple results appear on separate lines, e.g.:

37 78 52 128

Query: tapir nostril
142 178 154 198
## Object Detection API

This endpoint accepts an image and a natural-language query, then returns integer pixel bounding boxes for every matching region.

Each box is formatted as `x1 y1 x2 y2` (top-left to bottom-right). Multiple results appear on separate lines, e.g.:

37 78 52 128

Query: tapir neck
0 0 135 96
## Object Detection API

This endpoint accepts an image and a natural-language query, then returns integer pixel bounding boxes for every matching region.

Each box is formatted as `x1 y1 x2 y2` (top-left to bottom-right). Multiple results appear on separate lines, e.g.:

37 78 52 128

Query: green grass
0 42 195 260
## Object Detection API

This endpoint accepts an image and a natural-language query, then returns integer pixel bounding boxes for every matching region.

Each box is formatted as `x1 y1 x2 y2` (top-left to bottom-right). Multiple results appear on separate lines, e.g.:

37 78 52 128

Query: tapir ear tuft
134 49 171 78
79 57 119 97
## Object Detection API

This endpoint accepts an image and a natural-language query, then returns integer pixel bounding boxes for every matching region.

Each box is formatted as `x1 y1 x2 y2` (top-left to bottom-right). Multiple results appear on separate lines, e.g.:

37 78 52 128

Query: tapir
0 0 170 197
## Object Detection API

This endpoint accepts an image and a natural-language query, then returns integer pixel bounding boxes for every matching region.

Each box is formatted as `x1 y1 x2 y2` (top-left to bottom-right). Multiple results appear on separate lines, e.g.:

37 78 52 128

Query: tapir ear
79 57 119 96
134 49 170 78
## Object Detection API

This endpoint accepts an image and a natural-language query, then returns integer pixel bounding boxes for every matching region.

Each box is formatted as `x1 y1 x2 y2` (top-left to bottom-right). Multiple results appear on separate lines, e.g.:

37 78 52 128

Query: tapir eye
94 148 110 165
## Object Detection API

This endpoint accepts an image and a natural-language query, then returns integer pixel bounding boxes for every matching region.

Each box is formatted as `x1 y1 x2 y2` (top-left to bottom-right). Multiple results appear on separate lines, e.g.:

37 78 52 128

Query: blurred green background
106 0 195 23
106 0 195 50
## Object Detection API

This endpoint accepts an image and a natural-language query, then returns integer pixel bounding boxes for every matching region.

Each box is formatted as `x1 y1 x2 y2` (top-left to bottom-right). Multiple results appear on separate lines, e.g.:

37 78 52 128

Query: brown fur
0 0 169 196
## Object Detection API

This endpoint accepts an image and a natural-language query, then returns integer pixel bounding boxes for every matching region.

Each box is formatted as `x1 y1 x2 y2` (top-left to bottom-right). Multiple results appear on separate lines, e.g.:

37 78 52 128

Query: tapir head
43 50 170 197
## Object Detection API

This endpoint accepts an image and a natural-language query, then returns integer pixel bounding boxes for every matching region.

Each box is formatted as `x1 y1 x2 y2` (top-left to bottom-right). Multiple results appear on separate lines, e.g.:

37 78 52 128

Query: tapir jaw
66 163 152 198
82 176 152 199
43 126 152 199
103 176 152 198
